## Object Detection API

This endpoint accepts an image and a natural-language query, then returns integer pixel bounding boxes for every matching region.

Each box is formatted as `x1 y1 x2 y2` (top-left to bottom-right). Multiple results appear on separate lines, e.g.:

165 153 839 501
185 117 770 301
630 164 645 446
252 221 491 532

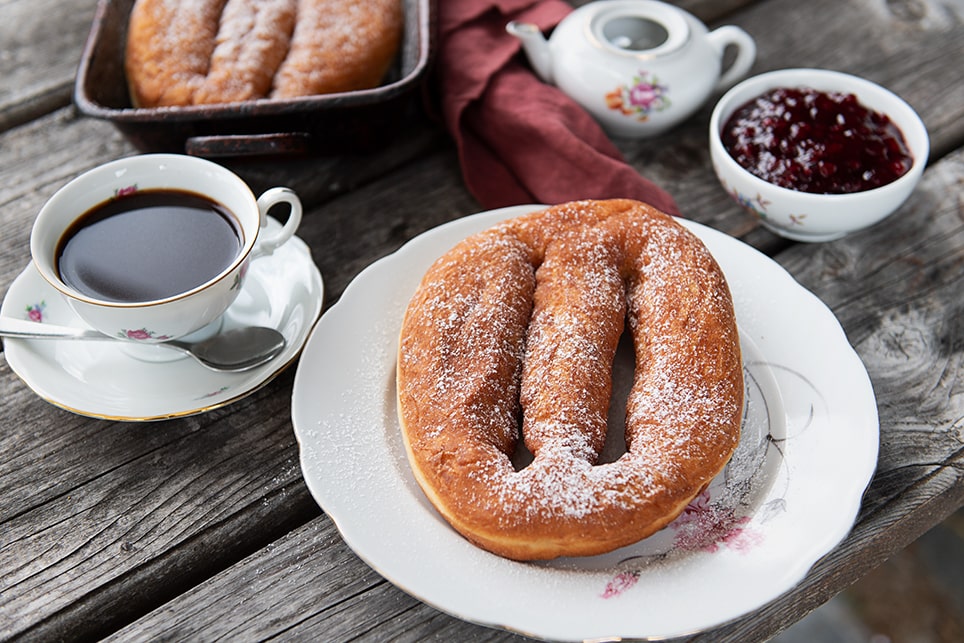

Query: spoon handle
0 317 112 340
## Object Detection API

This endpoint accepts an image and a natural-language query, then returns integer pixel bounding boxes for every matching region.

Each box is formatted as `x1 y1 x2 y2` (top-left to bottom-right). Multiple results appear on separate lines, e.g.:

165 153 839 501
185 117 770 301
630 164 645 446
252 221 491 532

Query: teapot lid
589 2 690 59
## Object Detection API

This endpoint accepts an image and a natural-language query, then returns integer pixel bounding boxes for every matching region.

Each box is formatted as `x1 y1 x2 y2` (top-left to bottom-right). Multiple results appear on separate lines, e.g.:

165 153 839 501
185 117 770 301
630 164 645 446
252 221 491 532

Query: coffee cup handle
251 187 303 259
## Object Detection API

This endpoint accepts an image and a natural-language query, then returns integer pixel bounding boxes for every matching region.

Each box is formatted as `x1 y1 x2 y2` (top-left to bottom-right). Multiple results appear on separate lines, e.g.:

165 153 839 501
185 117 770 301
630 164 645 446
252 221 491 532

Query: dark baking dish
74 0 434 157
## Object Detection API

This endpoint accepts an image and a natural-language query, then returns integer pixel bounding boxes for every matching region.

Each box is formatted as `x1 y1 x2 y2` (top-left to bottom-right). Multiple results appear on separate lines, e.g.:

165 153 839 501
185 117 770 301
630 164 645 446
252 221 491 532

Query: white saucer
292 205 879 641
1 217 323 421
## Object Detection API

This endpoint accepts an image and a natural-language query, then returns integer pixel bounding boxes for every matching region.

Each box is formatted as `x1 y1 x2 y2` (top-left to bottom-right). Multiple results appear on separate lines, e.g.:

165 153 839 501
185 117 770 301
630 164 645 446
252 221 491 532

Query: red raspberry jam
721 87 913 194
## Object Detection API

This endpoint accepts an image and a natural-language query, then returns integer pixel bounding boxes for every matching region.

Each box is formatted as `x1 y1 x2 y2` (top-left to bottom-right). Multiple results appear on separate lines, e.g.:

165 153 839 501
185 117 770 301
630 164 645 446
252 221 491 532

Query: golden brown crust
270 0 403 98
396 199 744 561
125 0 403 107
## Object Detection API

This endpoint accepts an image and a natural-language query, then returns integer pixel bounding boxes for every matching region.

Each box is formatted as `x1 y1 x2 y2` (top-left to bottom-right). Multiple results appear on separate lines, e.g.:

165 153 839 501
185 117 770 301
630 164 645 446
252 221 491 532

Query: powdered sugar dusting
128 0 401 105
397 201 743 556
199 0 297 103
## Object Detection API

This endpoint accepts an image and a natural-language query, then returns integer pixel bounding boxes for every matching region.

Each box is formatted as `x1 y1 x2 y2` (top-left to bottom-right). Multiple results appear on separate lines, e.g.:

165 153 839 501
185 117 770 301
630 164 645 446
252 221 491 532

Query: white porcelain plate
292 206 878 640
2 217 323 421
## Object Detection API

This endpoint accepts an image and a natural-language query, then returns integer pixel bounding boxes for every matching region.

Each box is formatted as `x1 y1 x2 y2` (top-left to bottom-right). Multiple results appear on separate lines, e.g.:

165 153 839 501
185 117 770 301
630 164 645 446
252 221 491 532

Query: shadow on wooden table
776 509 964 643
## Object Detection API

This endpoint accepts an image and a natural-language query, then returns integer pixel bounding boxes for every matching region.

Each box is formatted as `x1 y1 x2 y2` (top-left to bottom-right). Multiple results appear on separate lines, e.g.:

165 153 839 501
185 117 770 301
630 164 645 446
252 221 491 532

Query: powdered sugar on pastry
196 0 297 104
125 0 403 107
396 200 744 560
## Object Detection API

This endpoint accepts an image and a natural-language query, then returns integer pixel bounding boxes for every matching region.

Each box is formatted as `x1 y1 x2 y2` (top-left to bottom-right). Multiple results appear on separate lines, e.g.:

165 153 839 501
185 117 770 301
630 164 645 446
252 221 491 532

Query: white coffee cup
30 154 302 343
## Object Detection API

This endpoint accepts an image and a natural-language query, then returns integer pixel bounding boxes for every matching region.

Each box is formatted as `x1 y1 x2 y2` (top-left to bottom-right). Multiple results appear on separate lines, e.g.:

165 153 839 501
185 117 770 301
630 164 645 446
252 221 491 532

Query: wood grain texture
0 0 961 640
0 110 131 281
0 0 99 131
0 372 321 640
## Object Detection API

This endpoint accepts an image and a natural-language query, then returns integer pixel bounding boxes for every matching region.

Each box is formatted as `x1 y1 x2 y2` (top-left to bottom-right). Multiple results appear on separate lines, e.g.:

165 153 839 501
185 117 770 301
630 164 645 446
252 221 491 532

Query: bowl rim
709 67 930 202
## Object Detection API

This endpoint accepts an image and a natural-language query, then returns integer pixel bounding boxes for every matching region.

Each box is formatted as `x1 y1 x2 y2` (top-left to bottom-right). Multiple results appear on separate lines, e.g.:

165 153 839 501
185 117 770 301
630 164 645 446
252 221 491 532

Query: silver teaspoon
0 317 286 372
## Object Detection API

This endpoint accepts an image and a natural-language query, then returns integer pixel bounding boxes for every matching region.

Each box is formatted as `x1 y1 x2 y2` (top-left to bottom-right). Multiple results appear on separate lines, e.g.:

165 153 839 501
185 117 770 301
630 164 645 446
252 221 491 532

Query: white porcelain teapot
507 0 756 138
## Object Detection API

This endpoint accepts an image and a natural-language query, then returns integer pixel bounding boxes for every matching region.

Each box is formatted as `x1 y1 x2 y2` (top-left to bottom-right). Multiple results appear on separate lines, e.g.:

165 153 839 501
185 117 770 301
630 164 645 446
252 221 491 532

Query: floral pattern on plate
292 205 878 641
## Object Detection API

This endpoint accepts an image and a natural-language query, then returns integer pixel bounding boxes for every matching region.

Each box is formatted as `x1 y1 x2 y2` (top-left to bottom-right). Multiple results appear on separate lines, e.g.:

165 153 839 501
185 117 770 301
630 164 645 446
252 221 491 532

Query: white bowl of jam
709 68 929 241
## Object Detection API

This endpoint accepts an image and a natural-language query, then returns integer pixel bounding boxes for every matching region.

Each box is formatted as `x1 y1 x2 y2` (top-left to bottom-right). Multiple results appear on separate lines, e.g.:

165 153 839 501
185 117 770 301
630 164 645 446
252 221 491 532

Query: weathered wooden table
2 0 961 640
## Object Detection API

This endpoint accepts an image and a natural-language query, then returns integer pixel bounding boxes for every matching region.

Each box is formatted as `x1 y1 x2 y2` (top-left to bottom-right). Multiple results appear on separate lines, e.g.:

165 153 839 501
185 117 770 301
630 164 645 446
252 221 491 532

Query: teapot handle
708 26 757 91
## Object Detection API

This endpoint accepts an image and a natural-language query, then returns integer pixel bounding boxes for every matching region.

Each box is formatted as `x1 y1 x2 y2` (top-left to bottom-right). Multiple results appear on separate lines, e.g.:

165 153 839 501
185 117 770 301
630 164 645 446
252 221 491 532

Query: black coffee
57 189 242 303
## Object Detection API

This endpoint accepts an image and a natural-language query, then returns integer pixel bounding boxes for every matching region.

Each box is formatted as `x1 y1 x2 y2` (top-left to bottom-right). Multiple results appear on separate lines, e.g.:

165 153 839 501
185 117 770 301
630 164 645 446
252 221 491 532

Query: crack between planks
10 481 319 642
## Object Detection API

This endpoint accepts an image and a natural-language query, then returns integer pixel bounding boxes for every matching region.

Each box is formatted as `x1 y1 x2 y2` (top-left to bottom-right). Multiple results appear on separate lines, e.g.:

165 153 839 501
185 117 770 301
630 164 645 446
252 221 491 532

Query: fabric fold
433 0 679 214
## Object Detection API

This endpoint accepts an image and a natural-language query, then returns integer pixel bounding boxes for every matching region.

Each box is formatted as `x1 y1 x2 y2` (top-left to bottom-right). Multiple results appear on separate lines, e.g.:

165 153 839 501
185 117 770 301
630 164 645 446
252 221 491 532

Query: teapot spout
506 21 554 84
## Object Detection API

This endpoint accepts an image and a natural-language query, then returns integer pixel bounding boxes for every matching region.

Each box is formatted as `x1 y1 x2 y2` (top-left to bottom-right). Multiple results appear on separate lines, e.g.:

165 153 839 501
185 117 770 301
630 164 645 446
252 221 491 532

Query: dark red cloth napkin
434 0 679 215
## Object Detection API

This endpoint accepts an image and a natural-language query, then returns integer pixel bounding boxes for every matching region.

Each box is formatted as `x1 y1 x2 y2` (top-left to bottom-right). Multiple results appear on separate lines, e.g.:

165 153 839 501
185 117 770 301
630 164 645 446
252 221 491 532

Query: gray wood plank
0 0 99 131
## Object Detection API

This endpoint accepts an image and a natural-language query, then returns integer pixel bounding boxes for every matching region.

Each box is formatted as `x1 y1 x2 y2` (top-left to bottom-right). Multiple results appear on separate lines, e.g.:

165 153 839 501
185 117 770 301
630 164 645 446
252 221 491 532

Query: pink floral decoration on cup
119 328 172 341
115 184 138 198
